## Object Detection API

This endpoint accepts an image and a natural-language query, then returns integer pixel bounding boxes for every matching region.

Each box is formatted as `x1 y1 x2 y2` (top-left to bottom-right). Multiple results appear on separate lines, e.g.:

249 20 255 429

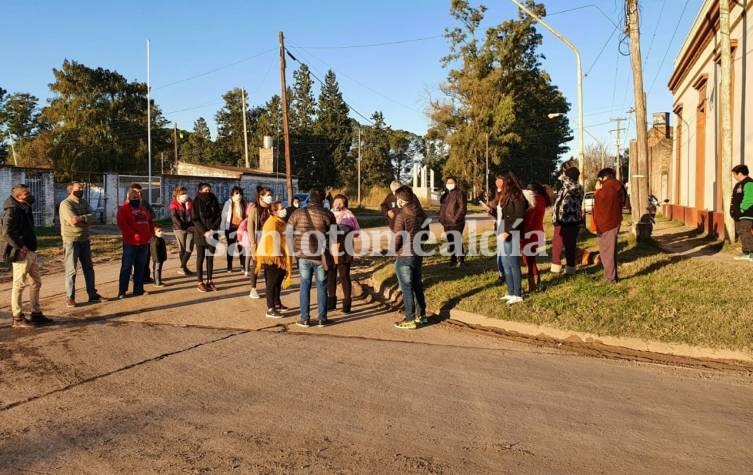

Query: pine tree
180 117 216 164
360 112 392 188
215 88 248 166
313 70 352 187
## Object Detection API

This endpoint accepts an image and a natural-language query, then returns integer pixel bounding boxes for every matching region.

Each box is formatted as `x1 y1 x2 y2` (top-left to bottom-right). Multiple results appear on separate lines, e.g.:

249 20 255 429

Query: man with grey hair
1 184 53 327
59 181 102 307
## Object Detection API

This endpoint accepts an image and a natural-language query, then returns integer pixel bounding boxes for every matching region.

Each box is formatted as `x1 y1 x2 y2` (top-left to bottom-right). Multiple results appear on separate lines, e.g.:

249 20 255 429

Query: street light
512 0 584 184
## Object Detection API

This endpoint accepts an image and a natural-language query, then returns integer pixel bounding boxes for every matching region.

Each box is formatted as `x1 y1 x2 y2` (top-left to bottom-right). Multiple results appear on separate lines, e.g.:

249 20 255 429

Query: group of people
3 162 751 329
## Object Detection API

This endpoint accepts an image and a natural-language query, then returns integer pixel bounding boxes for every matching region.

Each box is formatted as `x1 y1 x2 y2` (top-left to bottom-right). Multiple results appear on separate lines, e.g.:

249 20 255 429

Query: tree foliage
312 70 351 188
430 0 572 192
179 117 216 165
215 88 249 166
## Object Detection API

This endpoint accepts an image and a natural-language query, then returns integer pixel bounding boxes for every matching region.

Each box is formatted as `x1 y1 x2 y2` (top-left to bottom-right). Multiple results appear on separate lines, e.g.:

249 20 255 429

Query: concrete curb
448 309 753 364
363 276 753 365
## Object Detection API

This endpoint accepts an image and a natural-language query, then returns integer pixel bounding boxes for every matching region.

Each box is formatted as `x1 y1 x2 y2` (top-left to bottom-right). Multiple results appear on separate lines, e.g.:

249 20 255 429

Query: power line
647 0 691 94
153 48 276 90
643 0 666 65
287 34 444 50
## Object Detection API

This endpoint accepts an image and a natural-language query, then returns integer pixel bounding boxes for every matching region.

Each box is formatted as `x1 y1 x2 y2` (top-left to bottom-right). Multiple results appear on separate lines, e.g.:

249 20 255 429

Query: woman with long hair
244 185 274 299
168 186 195 276
255 201 293 318
220 185 247 273
521 182 551 292
327 194 361 313
192 183 222 292
495 172 527 304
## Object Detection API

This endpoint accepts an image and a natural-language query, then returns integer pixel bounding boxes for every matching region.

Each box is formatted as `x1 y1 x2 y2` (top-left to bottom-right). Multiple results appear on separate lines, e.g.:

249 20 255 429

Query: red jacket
117 203 154 246
593 178 624 233
522 191 546 250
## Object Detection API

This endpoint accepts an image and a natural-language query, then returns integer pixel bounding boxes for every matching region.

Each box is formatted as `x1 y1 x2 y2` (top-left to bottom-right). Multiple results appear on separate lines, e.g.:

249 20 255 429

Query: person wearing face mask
551 166 584 276
327 194 361 313
220 186 247 273
127 183 155 284
169 186 195 276
439 176 468 268
59 181 102 307
193 183 222 292
380 181 403 230
243 186 274 299
2 184 53 328
116 189 154 299
254 201 294 318
150 223 168 287
284 196 301 222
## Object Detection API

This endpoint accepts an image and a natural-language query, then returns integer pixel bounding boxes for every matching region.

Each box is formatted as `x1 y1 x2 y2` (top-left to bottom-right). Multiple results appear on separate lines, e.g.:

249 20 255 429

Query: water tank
263 136 274 149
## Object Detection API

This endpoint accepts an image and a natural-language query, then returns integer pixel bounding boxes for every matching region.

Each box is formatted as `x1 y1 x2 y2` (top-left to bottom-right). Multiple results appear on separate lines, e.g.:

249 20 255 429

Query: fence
0 165 55 227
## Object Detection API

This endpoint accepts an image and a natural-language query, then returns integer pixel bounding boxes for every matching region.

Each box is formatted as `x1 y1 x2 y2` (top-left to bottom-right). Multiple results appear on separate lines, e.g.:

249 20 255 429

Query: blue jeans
395 255 426 321
498 237 522 297
298 258 328 323
119 244 149 296
63 240 97 300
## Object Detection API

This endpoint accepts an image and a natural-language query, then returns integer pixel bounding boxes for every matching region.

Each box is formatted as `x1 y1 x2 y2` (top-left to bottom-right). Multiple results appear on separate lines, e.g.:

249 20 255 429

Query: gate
55 172 107 224
117 175 164 218
24 172 47 227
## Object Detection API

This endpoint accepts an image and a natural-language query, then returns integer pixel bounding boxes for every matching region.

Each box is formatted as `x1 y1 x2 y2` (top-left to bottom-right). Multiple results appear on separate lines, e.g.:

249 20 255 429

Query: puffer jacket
553 178 584 226
169 198 194 231
288 202 336 260
439 188 467 228
1 196 37 262
731 176 753 221
393 199 429 256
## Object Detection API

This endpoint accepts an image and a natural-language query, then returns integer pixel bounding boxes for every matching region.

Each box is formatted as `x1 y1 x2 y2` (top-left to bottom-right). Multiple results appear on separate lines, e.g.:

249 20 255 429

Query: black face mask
129 199 141 208
25 195 35 205
73 190 84 199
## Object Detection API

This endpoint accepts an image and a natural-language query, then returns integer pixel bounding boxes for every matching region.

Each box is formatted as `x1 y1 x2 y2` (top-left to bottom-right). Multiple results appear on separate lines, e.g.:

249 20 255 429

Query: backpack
236 218 249 248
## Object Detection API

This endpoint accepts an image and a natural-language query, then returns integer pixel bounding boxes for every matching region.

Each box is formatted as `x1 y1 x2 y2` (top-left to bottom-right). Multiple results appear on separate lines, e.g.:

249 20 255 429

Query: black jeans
443 224 465 263
561 225 580 268
196 244 215 283
263 264 285 309
326 262 352 303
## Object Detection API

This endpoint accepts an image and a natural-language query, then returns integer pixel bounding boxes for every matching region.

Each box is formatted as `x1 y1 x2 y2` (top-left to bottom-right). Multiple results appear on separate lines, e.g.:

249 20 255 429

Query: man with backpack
1 184 53 328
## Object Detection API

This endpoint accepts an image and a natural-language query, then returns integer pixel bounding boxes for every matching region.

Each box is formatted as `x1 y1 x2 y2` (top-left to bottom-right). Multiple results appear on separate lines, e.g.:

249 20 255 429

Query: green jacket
59 196 94 242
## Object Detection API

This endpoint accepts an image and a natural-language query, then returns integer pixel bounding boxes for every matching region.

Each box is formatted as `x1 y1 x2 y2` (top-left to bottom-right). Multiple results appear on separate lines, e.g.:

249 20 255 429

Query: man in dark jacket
1 184 52 327
392 186 429 329
380 181 402 230
439 176 467 267
731 164 753 261
288 188 336 327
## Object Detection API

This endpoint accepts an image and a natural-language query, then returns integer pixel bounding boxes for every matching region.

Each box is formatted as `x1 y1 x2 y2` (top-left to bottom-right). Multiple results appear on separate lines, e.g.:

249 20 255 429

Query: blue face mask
129 199 141 208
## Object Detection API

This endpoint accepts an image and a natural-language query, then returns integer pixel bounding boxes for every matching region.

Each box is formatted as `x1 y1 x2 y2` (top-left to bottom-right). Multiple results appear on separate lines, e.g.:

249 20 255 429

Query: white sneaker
506 296 524 305
248 288 260 299
500 294 514 301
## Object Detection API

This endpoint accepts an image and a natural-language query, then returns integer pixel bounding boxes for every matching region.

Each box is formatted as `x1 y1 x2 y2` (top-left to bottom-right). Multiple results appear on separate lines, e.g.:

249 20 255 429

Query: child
151 223 168 287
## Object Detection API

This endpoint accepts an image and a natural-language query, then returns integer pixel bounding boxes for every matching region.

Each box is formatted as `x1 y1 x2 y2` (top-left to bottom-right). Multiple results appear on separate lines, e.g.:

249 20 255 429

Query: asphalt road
1 251 752 473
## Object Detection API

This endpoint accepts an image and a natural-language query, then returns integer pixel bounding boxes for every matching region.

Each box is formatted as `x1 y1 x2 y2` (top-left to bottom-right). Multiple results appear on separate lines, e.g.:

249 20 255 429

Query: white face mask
496 188 502 193
277 209 287 219
231 194 242 203
397 199 408 208
446 183 456 191
155 231 163 238
293 202 300 208
178 194 188 204
262 195 273 205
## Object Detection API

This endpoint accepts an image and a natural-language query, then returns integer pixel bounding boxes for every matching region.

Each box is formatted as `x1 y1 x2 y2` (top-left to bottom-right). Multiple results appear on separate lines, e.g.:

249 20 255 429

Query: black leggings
196 245 215 283
263 264 285 309
327 262 352 302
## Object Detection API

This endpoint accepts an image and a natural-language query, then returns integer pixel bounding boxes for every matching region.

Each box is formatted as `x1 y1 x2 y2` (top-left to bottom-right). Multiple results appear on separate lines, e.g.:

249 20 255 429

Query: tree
180 117 216 164
215 88 249 166
314 70 352 187
389 129 422 183
38 60 169 179
430 0 572 192
360 111 392 188
0 92 41 142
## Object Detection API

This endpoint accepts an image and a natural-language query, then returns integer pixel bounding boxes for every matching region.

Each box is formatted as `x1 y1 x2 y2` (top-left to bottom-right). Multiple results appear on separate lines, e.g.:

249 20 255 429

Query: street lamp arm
509 0 584 184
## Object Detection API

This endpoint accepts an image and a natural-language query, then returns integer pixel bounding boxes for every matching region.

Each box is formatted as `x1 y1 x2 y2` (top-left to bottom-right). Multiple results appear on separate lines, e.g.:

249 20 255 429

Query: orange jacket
593 178 624 233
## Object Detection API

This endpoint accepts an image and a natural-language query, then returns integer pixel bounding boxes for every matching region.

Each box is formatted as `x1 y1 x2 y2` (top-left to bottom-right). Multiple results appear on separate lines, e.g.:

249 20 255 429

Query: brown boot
342 298 352 314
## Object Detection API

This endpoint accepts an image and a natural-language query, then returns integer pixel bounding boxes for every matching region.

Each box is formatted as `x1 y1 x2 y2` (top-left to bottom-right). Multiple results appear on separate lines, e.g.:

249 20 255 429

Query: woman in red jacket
521 183 550 292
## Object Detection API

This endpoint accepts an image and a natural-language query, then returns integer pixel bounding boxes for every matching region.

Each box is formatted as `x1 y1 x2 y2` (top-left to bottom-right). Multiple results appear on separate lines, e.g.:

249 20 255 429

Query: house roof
176 162 297 179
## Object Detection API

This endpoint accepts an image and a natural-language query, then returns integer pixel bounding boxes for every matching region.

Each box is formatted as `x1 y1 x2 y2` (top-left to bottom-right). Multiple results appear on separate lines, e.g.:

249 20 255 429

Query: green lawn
369 224 752 352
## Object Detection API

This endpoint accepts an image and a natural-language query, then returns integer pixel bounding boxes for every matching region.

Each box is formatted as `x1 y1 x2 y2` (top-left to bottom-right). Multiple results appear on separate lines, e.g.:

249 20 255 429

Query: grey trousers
598 226 620 283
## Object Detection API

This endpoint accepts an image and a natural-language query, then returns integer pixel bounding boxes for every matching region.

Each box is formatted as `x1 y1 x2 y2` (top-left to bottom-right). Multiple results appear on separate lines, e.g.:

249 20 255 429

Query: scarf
254 215 293 288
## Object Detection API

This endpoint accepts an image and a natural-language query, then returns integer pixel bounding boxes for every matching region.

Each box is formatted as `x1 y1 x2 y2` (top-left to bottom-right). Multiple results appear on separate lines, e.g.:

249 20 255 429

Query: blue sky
3 0 703 157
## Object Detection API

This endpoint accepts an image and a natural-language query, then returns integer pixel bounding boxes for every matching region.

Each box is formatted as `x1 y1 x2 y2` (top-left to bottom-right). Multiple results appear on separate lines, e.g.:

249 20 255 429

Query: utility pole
720 0 735 241
9 136 18 166
161 152 164 175
357 127 362 205
485 133 489 199
241 88 250 168
626 0 651 238
146 39 153 205
173 123 179 164
279 32 294 203
609 117 626 181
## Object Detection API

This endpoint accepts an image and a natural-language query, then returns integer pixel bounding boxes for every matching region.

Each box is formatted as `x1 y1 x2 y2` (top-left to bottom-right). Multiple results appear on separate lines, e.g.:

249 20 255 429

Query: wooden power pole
626 0 651 239
173 123 179 165
720 0 734 241
279 32 294 203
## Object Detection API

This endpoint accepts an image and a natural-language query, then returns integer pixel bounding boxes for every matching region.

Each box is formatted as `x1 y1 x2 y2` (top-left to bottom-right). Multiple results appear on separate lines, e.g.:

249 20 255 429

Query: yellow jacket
254 215 293 288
